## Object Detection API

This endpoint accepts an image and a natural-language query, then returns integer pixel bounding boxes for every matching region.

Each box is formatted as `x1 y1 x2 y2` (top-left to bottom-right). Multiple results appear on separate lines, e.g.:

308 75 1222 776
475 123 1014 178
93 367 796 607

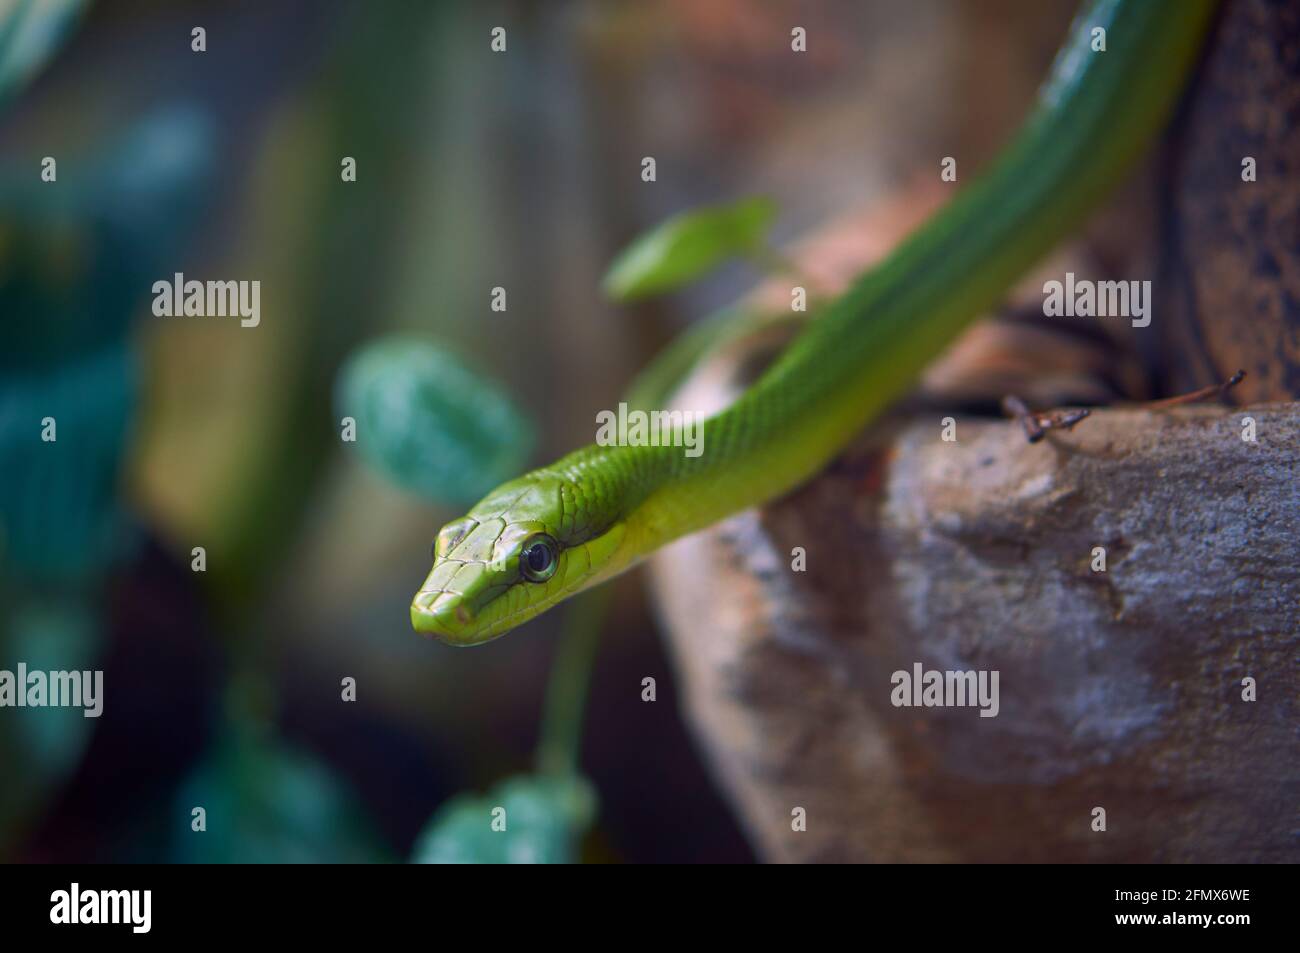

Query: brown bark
1158 0 1300 401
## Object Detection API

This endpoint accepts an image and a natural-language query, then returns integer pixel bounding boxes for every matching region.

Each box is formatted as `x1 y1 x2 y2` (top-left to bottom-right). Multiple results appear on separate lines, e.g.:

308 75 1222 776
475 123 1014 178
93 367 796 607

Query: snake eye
519 534 559 583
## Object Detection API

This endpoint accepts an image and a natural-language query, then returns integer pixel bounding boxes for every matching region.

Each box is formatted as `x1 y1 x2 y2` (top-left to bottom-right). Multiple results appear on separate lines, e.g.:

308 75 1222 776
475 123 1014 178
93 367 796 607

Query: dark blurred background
0 0 1075 863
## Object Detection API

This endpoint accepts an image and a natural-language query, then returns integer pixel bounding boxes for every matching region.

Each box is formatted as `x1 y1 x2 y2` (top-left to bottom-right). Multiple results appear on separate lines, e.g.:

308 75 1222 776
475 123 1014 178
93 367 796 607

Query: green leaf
0 342 135 582
335 337 536 506
602 196 776 302
172 721 390 864
0 0 90 108
0 106 218 368
0 598 101 851
411 774 595 864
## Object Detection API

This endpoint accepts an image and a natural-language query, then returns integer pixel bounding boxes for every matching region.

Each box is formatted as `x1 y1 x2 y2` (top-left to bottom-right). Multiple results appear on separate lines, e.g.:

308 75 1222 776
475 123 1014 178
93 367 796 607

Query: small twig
1143 369 1246 410
1001 370 1246 444
1001 395 1092 444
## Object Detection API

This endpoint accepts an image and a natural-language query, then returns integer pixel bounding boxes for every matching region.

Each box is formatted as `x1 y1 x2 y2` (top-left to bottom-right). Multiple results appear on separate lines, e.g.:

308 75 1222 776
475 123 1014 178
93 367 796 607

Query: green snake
412 0 1218 645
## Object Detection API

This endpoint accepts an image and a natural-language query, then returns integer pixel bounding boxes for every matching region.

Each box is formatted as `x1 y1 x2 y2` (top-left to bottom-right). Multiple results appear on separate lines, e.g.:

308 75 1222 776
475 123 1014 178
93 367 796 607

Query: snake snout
410 591 477 642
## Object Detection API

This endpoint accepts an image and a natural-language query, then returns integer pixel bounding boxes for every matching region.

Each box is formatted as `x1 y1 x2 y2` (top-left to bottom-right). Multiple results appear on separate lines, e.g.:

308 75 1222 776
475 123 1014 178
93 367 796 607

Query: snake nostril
420 592 475 629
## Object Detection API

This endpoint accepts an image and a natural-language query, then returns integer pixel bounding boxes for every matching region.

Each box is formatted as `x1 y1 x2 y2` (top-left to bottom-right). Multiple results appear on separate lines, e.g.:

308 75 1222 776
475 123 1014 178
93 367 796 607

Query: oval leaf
602 196 776 302
172 723 390 864
335 337 535 506
411 774 595 865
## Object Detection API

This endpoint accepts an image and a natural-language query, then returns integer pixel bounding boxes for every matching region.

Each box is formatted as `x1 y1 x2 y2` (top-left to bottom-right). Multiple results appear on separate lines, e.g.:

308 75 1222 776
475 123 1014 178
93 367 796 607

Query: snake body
413 0 1218 645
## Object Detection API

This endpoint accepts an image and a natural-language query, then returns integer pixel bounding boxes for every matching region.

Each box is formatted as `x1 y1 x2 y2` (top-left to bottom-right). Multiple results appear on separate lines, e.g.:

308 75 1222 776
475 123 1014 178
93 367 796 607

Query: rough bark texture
1158 0 1300 401
649 403 1298 862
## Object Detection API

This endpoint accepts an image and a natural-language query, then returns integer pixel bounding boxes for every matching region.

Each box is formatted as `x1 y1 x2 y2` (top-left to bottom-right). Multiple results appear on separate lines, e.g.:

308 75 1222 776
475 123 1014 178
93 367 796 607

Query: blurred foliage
135 3 451 604
0 343 133 581
0 598 99 850
0 103 215 853
0 107 215 582
411 773 594 865
336 337 535 506
173 716 390 864
0 0 88 108
0 107 216 368
602 196 775 302
0 0 769 865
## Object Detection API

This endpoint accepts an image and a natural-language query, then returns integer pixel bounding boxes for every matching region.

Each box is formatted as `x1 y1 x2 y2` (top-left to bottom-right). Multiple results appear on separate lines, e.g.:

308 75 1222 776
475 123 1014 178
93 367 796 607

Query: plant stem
536 586 612 778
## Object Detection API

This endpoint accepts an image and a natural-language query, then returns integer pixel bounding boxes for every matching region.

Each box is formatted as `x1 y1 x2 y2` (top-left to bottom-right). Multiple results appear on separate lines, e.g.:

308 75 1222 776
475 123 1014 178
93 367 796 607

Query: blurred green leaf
411 773 595 864
0 341 134 582
602 196 776 302
0 107 213 582
0 0 89 108
336 337 536 506
0 106 217 368
172 720 390 864
0 598 101 851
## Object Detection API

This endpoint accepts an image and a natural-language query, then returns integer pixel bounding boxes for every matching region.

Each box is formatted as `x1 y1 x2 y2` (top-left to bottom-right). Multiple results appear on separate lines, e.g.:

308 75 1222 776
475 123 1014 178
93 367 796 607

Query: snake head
411 472 627 645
